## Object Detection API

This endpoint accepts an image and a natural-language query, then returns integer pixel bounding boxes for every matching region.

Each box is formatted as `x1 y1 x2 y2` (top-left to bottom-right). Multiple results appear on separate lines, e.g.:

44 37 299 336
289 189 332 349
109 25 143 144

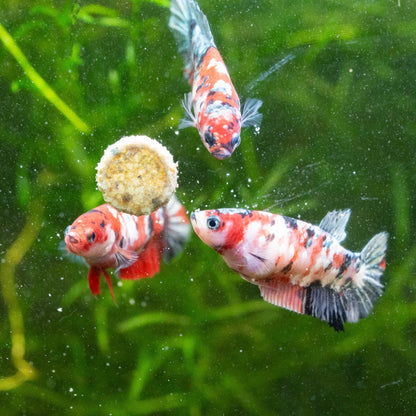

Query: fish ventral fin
319 209 351 242
178 92 196 129
241 98 263 128
119 238 161 280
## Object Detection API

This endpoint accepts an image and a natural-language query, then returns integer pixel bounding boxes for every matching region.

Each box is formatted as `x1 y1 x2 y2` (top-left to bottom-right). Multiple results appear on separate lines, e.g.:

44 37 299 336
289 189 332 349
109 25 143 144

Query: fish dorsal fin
257 280 304 314
178 92 196 128
319 209 351 242
119 238 161 280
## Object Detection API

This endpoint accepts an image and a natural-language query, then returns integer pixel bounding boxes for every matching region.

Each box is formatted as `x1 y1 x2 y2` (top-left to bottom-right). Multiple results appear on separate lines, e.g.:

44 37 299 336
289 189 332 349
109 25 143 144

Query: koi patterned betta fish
169 0 262 159
64 197 190 300
191 208 388 330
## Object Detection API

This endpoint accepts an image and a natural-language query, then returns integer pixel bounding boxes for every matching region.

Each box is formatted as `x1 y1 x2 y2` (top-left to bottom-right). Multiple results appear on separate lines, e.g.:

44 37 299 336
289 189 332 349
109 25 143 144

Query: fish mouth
211 147 232 159
65 233 79 245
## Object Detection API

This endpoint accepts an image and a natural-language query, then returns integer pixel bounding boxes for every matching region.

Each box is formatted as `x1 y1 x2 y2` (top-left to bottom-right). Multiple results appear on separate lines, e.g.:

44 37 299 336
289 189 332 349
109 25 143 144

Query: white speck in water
57 308 63 312
129 298 135 305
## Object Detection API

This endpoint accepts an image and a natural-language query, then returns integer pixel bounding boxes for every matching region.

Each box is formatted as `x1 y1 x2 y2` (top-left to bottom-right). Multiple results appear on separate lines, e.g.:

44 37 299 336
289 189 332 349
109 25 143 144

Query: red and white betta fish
191 208 388 330
64 197 190 300
169 0 262 159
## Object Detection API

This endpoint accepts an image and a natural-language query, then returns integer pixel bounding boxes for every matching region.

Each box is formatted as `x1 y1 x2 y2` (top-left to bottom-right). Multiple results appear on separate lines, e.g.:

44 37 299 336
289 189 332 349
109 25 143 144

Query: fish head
190 208 251 251
64 206 115 261
201 113 241 159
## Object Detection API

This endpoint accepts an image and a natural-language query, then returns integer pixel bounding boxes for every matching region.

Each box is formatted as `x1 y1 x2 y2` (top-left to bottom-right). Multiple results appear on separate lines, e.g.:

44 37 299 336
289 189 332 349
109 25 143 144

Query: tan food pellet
96 135 178 216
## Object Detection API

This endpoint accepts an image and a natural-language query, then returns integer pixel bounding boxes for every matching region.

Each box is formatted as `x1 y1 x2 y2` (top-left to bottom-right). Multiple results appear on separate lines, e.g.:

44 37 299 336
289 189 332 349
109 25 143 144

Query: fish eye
86 231 96 243
207 216 221 230
204 131 216 147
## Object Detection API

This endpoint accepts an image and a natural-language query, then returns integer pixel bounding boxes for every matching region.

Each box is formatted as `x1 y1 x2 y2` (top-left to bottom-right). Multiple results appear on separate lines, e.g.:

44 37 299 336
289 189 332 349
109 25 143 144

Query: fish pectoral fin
257 279 305 315
319 209 351 242
241 98 263 128
114 248 138 273
179 92 196 128
119 238 162 280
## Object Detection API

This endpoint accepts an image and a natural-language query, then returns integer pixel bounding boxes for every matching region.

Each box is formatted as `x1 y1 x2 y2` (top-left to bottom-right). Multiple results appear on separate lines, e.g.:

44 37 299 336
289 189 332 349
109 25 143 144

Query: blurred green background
1 0 415 414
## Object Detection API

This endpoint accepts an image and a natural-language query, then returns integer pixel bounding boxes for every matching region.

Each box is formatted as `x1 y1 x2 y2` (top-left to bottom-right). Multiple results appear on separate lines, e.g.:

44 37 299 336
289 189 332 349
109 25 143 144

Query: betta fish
64 197 190 300
169 0 262 159
191 208 388 330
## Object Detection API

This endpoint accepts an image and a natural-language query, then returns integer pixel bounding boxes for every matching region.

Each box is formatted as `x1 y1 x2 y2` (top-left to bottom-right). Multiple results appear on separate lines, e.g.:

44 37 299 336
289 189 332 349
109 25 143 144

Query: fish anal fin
119 238 162 280
257 279 304 314
319 209 351 242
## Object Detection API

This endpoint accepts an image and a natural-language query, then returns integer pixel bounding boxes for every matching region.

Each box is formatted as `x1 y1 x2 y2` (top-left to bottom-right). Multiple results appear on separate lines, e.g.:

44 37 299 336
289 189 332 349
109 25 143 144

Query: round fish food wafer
96 135 178 216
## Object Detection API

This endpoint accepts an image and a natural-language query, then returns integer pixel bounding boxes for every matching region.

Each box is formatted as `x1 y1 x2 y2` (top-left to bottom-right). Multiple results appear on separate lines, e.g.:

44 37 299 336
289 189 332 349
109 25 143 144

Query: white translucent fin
319 209 351 242
241 98 263 128
162 196 191 262
178 92 196 129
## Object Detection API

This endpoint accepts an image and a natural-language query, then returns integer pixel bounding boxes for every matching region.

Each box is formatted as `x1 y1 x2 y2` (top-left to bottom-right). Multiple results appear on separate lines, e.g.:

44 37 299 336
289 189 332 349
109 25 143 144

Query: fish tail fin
169 0 214 72
341 232 388 323
258 232 388 331
241 98 263 128
162 196 191 262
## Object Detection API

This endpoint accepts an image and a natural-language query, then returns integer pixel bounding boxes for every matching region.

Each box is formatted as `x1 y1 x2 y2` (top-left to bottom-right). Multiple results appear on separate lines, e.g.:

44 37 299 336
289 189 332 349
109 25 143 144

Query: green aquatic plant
0 0 416 414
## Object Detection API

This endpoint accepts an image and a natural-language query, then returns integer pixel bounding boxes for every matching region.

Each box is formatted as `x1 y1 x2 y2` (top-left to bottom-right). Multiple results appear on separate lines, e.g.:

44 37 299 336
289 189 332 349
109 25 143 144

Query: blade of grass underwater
118 312 191 332
391 163 410 251
0 195 44 390
77 5 130 27
95 302 110 353
0 23 89 133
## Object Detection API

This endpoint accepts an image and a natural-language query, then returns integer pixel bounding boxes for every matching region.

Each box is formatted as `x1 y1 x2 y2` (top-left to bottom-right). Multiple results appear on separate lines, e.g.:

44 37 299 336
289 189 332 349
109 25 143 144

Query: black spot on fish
281 261 293 274
100 220 105 228
324 261 333 272
336 254 353 279
196 75 209 92
250 253 266 262
204 131 216 147
120 237 125 248
305 238 313 248
306 228 315 238
283 216 298 229
266 233 275 242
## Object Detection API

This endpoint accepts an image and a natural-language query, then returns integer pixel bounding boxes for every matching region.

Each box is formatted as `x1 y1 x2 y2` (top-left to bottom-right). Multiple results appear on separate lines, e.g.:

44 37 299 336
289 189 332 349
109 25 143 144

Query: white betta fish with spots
191 208 388 330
